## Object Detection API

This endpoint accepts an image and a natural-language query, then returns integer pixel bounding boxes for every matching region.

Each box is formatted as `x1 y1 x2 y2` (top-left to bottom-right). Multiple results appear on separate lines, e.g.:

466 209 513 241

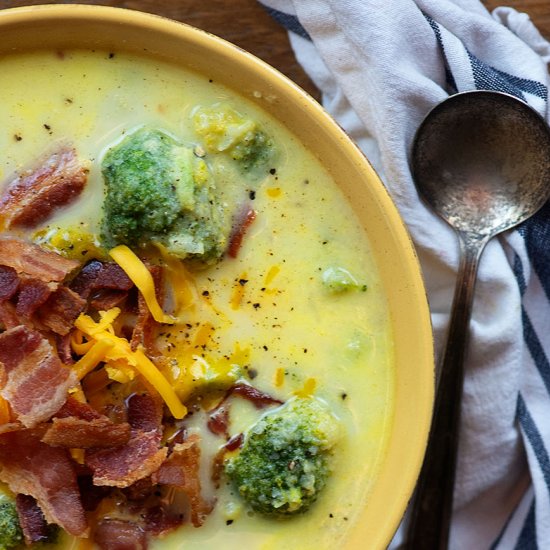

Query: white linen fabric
257 1 550 548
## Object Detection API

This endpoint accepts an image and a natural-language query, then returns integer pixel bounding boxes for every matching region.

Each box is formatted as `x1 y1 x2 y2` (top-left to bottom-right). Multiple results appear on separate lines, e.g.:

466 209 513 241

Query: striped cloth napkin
257 0 550 548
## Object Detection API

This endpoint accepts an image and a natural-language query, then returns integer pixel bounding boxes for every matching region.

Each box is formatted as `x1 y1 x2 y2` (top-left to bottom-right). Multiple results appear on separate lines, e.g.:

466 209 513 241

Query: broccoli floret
192 104 275 174
0 494 23 550
224 397 340 517
101 127 228 263
321 266 367 293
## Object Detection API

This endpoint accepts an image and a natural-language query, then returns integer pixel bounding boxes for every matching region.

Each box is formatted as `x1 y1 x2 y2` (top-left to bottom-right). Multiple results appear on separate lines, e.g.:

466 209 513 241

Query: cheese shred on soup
0 49 394 550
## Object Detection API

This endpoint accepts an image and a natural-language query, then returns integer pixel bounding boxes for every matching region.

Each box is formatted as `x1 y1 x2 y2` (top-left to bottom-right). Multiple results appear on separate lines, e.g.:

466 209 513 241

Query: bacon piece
0 266 19 302
144 505 183 537
86 393 167 488
0 237 79 282
42 416 131 449
207 404 229 438
77 474 112 512
0 301 19 331
44 397 130 448
56 333 74 365
0 147 88 229
86 431 167 488
228 207 256 258
15 278 56 320
36 286 86 335
229 382 283 408
56 396 102 421
127 392 162 431
15 494 50 545
70 260 133 299
153 434 212 527
0 430 87 536
90 290 129 311
131 264 163 353
0 326 77 427
94 519 147 550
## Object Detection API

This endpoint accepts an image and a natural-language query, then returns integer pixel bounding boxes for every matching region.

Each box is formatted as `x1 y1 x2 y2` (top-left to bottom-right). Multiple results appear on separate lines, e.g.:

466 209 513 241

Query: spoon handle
406 234 486 549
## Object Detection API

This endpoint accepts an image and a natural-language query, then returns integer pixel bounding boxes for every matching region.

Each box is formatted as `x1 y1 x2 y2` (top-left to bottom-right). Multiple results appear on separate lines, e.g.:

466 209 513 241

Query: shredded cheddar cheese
73 340 114 380
109 245 176 324
74 311 187 419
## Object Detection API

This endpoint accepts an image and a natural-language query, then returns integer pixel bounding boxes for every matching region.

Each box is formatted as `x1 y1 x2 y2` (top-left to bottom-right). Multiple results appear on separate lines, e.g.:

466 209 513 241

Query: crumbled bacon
36 286 86 335
228 382 283 407
42 416 131 449
15 494 50 545
56 332 74 365
0 301 19 331
207 404 229 438
228 207 256 258
86 393 167 488
131 264 163 353
70 260 133 299
86 431 168 488
77 474 112 512
0 429 87 536
144 505 183 537
15 278 56 321
56 396 102 421
127 392 162 431
0 236 79 282
0 147 88 229
94 519 147 550
0 266 19 302
0 326 77 427
153 434 212 527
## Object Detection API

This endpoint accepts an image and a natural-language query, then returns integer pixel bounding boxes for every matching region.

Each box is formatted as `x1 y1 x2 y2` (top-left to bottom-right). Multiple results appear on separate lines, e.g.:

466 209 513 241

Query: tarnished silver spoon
406 90 550 549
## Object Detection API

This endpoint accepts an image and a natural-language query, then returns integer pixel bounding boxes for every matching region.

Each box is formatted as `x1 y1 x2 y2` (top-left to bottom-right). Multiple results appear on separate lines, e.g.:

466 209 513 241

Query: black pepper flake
202 290 210 297
226 520 234 526
341 393 348 401
263 345 268 351
108 52 115 59
248 368 258 379
209 78 213 83
13 134 22 142
238 279 248 286
303 348 308 354
249 190 256 200
43 124 51 130
329 513 334 518
269 168 276 175
253 303 261 309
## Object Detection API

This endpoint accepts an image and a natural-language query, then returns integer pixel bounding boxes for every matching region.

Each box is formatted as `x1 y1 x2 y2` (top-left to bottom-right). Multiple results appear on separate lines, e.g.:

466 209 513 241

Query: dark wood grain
1 0 549 102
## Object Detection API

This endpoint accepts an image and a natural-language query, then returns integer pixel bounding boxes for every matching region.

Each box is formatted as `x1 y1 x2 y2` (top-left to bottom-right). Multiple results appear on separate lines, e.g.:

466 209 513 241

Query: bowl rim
0 4 435 548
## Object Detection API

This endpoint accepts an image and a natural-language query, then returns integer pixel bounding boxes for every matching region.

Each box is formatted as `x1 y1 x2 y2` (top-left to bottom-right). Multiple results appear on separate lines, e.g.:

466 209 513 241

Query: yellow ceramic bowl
0 5 434 548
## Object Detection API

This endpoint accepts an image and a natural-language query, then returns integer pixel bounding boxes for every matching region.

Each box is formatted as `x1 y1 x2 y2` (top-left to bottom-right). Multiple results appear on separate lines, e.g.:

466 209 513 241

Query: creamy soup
0 49 394 549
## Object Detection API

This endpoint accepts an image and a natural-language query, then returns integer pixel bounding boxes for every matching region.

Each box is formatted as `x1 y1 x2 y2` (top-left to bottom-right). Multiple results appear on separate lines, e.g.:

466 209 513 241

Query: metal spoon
406 90 550 549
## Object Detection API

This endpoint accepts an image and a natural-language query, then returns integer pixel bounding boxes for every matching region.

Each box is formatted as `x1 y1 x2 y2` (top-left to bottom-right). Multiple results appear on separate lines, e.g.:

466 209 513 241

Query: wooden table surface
2 0 550 101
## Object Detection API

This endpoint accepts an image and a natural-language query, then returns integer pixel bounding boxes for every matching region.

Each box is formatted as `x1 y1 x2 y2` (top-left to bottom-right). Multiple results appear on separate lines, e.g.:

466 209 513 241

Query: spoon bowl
413 91 550 238
407 90 550 549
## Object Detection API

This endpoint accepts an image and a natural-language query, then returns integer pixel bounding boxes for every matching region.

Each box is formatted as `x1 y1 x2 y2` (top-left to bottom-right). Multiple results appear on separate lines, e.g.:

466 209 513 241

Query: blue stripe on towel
521 311 550 397
423 14 458 92
519 202 550 302
467 51 548 102
517 395 550 498
260 6 311 40
514 499 537 550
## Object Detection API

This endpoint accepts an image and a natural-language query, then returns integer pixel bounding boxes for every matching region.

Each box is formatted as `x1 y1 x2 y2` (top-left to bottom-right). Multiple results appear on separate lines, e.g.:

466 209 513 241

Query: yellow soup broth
0 49 394 549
